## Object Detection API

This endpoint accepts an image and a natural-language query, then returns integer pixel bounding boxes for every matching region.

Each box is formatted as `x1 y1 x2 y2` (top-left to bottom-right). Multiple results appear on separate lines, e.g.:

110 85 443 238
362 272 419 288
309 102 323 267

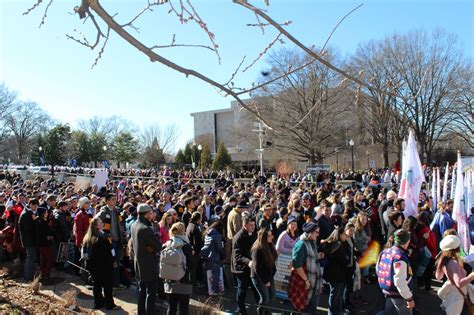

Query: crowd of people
0 166 472 315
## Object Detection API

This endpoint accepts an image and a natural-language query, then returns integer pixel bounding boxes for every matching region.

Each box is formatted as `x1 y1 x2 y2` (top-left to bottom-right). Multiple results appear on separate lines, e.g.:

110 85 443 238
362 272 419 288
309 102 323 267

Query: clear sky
1 0 472 151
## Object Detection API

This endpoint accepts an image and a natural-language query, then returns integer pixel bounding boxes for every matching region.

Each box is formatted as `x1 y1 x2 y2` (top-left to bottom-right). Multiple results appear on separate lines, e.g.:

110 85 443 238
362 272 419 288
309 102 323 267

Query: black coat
131 216 161 282
186 222 203 253
36 218 54 247
18 209 37 247
231 228 257 274
322 240 351 283
250 245 277 284
88 233 114 283
52 209 70 242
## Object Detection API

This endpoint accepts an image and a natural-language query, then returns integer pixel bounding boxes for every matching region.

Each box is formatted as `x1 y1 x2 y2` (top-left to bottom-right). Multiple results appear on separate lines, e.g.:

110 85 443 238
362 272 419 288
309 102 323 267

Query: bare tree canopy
4 101 52 161
140 123 180 155
256 48 350 164
77 115 137 140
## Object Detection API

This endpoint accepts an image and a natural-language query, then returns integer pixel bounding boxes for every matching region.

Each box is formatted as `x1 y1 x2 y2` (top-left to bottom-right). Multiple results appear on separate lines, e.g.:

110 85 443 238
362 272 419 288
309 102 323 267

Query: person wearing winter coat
200 220 225 295
131 204 161 315
231 211 259 315
250 227 278 315
435 235 474 315
74 197 90 249
415 211 437 291
36 207 54 282
276 216 298 254
164 222 194 315
83 216 121 311
18 198 39 281
186 212 204 286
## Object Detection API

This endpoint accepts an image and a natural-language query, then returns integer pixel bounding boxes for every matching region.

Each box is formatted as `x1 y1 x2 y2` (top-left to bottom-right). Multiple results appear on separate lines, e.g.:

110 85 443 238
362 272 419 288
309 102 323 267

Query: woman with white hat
435 235 474 314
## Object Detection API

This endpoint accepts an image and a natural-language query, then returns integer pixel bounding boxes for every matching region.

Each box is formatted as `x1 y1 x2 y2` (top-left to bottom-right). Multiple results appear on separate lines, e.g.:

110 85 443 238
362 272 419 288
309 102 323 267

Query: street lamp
39 146 44 166
197 144 202 170
349 139 355 172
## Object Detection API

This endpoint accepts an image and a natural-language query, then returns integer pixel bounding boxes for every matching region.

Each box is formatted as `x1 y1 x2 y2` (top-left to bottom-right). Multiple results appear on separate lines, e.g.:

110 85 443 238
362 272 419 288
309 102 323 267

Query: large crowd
0 167 472 315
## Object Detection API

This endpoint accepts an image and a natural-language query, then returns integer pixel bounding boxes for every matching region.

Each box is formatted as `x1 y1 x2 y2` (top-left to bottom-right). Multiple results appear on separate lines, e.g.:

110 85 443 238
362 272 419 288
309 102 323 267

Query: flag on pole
442 163 449 202
437 167 441 206
451 166 456 199
431 168 437 212
452 152 470 253
399 130 426 218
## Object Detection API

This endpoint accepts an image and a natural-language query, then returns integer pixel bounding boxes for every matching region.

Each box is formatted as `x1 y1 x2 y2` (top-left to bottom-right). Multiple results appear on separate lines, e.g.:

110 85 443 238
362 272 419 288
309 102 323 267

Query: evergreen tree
141 137 165 168
199 142 212 170
212 142 232 170
175 149 186 166
89 132 108 168
183 143 193 164
43 124 71 173
112 131 138 168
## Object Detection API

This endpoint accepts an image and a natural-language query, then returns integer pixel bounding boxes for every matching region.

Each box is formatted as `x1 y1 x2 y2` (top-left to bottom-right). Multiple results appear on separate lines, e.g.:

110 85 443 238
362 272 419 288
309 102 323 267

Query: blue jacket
376 245 412 296
200 228 224 263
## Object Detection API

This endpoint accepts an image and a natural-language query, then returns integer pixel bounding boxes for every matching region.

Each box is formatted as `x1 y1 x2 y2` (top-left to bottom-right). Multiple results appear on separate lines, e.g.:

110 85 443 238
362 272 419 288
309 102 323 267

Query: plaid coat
288 267 308 312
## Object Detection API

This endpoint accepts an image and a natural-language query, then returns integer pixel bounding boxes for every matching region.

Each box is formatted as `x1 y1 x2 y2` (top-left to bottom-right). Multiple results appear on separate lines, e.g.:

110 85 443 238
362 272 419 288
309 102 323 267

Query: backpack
159 239 187 281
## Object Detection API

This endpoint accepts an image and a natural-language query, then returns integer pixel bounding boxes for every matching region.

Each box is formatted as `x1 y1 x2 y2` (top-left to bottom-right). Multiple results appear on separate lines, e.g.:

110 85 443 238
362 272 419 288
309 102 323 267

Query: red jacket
416 225 437 258
74 210 90 248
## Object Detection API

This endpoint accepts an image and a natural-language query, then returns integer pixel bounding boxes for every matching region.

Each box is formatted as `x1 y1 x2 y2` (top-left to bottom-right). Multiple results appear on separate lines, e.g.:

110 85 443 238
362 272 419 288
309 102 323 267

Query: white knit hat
440 235 461 251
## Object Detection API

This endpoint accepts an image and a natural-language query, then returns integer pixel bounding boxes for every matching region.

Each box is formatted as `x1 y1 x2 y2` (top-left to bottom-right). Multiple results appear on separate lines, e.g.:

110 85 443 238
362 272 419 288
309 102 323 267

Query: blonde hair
169 222 185 237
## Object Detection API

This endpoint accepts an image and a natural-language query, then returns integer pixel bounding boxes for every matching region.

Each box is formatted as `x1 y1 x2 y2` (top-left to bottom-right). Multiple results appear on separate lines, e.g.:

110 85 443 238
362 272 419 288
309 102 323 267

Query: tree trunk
383 144 389 168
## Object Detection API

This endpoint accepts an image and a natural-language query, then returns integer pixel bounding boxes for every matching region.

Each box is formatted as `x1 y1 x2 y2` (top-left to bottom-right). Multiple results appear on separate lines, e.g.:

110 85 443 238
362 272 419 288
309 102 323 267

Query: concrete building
191 100 399 172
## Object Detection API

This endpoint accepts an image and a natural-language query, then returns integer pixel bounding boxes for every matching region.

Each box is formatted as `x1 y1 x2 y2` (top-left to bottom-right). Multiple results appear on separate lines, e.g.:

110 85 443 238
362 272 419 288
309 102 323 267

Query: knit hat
287 215 297 225
36 207 47 218
302 221 318 233
137 203 153 214
440 235 461 251
237 200 249 209
394 229 410 245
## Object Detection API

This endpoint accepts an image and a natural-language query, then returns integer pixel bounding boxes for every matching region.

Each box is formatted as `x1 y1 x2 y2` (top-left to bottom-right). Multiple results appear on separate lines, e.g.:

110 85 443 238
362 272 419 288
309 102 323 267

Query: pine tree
200 142 212 170
212 142 232 170
111 131 138 168
175 149 186 167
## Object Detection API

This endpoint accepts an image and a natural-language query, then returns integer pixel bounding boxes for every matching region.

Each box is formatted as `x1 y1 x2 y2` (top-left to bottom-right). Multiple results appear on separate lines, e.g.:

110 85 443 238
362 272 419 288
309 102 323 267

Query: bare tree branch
223 56 247 87
23 0 43 16
243 33 283 72
120 0 168 31
92 27 110 68
150 34 215 51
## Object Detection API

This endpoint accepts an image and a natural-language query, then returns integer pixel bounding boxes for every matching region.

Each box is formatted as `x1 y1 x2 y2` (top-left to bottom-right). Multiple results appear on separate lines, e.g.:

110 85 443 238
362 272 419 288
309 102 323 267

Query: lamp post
103 145 107 168
349 139 355 172
252 122 265 177
39 146 43 166
366 150 370 170
197 144 202 171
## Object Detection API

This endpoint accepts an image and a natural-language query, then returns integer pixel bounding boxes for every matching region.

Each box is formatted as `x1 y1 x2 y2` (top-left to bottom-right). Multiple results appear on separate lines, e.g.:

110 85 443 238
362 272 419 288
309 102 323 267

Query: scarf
300 233 323 301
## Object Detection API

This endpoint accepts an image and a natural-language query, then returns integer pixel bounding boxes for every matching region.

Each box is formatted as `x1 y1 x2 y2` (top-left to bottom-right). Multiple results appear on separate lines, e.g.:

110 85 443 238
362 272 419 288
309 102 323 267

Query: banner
452 152 471 253
75 176 93 191
274 253 292 300
93 170 109 189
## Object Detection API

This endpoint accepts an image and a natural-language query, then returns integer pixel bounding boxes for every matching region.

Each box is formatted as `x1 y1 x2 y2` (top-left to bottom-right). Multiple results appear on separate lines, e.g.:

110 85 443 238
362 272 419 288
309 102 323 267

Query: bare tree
77 115 137 141
4 101 51 162
449 64 474 148
382 29 466 163
0 84 17 156
140 123 180 155
256 49 350 164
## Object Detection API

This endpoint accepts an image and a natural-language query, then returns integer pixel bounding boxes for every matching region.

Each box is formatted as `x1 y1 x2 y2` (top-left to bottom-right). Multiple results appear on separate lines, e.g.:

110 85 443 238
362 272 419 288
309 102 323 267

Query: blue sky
1 0 472 151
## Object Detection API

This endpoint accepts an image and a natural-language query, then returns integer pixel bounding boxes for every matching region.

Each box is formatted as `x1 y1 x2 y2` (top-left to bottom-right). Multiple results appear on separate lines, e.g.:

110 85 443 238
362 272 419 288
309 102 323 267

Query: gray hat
137 203 153 214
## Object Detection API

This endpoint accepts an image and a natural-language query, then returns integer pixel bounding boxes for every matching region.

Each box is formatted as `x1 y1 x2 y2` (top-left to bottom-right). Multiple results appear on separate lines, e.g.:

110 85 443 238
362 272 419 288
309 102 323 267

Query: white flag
437 168 441 206
452 152 470 253
442 162 449 202
399 131 426 218
451 166 456 199
431 168 437 212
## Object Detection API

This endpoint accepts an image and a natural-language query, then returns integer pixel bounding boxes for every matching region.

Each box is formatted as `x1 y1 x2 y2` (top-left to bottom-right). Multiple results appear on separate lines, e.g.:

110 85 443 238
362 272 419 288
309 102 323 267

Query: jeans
235 271 259 314
329 282 346 315
251 277 275 315
207 260 223 294
168 293 190 315
24 246 38 281
112 241 123 287
305 291 321 315
137 280 157 315
383 297 413 315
